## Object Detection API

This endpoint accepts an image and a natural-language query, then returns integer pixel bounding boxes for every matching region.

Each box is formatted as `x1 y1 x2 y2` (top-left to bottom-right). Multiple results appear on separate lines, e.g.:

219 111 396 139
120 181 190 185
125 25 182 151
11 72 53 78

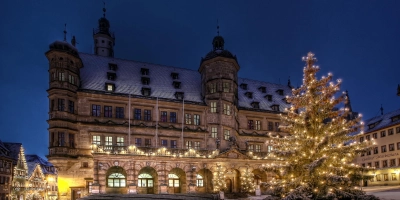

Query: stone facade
45 9 291 200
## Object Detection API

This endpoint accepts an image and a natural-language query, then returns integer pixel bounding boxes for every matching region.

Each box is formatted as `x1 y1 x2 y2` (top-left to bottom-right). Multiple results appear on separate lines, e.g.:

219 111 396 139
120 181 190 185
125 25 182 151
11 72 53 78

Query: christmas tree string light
262 52 378 200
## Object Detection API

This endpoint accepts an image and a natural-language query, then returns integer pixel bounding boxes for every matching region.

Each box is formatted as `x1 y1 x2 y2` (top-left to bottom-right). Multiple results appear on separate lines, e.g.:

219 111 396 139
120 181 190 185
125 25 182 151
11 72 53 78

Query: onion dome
201 35 237 63
48 40 78 56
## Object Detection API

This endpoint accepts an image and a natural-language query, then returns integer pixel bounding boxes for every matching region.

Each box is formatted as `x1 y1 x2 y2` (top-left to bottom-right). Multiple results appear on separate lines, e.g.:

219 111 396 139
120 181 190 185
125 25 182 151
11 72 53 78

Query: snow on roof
79 53 292 112
3 143 22 163
25 155 56 175
363 108 400 133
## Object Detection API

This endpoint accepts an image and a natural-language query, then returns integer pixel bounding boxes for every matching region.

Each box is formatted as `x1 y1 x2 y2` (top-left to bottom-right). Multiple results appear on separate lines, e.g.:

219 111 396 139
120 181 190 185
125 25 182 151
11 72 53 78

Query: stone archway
105 166 128 194
224 169 240 193
197 168 213 193
252 169 267 185
168 168 186 194
137 167 158 194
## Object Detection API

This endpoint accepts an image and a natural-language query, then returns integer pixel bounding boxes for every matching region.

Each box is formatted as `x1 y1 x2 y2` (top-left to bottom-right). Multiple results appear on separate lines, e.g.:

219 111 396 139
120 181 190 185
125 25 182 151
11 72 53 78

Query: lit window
194 114 200 125
138 173 153 188
186 141 192 149
381 145 387 153
58 72 65 81
194 141 200 149
223 104 231 115
196 174 203 187
211 127 217 138
105 83 115 92
223 82 230 92
255 120 261 130
117 137 124 146
92 136 101 145
224 129 230 140
108 173 126 187
209 83 216 94
391 173 397 181
210 102 217 113
105 136 112 146
185 114 192 125
68 75 75 84
255 145 261 152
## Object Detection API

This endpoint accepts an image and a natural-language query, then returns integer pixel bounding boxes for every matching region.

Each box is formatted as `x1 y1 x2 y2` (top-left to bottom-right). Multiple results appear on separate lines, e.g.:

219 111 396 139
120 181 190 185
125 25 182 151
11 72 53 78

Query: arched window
196 174 203 187
168 174 179 187
138 173 153 188
107 173 126 187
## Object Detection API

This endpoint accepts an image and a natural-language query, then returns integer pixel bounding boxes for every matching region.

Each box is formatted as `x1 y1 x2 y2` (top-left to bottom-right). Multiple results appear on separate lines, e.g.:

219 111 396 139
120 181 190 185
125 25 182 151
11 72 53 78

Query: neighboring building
3 143 28 200
354 108 400 186
0 141 13 200
26 155 58 200
45 8 293 200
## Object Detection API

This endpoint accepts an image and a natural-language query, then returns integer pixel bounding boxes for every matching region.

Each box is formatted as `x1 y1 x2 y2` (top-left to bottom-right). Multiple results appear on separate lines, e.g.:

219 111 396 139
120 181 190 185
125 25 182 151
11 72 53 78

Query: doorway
138 173 154 194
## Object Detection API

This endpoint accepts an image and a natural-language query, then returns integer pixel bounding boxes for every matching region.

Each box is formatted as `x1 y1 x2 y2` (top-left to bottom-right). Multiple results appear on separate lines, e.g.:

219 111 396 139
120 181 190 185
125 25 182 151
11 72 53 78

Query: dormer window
175 92 184 100
251 102 260 109
282 98 289 104
141 88 151 96
271 105 280 111
245 92 253 98
259 86 266 93
276 89 284 96
107 72 116 81
173 81 181 89
265 95 272 101
109 63 117 71
368 120 381 130
105 83 115 92
391 115 400 122
240 83 248 90
141 77 150 85
141 68 149 75
171 73 179 79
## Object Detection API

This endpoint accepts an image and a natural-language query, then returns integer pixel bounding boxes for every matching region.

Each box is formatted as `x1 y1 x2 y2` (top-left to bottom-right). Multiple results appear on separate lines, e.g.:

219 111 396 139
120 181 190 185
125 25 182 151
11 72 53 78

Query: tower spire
63 23 67 42
380 104 384 115
217 19 219 36
397 84 400 96
344 90 353 112
103 1 106 18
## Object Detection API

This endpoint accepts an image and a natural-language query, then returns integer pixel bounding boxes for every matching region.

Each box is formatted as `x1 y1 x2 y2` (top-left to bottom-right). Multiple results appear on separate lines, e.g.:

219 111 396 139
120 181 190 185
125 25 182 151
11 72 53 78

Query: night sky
1 0 399 158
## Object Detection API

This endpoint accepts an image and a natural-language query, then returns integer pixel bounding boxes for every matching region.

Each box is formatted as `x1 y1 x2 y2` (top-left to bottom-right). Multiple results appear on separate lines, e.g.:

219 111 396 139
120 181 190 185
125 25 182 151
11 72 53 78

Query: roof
0 140 11 159
79 53 292 112
363 108 400 133
25 155 56 175
3 142 22 163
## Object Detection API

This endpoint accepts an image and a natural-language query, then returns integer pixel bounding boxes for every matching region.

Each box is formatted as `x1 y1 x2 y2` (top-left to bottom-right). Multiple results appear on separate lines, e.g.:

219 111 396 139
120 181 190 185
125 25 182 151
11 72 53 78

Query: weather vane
63 23 67 41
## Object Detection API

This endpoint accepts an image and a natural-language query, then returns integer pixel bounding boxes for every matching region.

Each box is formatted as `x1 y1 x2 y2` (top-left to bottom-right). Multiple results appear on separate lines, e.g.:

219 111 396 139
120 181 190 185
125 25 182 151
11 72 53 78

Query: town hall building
45 8 294 200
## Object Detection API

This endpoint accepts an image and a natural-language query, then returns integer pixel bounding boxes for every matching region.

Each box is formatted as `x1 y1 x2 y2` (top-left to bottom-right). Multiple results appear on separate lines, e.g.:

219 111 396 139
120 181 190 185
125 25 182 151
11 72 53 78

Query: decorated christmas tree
240 167 255 193
264 52 377 200
212 165 226 192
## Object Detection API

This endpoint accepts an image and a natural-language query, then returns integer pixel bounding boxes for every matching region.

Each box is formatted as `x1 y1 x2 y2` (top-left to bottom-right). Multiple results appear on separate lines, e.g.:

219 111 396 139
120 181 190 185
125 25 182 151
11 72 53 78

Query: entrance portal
138 167 158 194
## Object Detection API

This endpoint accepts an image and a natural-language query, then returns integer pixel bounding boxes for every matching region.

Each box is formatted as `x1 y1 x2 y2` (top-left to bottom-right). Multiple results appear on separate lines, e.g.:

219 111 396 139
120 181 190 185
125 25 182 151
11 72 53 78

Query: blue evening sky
0 0 399 158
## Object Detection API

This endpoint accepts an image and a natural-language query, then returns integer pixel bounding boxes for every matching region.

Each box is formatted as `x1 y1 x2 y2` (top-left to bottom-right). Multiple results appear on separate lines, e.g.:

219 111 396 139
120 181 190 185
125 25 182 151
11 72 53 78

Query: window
359 137 364 142
383 174 389 181
372 133 377 139
92 105 101 116
194 114 200 125
134 109 141 120
276 89 284 95
389 143 395 151
267 146 273 153
388 129 394 135
391 115 400 122
366 150 371 155
209 83 216 94
117 137 124 146
93 136 101 145
141 88 151 96
186 141 192 149
82 162 89 168
397 142 400 150
161 140 168 147
224 129 230 140
367 163 372 167
397 126 400 133
141 68 149 75
69 134 75 148
240 83 247 90
211 127 217 138
255 144 261 152
145 139 151 147
175 92 184 99
104 106 112 118
160 111 167 122
223 104 231 115
210 102 217 113
87 181 93 193
268 122 273 131
381 131 386 137
245 92 253 98
58 132 65 146
373 147 378 154
275 122 280 132
196 174 203 187
390 159 396 167
116 107 124 118
248 144 254 152
171 73 179 79
170 112 177 123
381 145 387 153
271 105 280 111
105 136 112 146
68 75 75 84
173 81 181 89
58 99 65 111
366 135 370 141
376 174 382 181
135 138 142 146
255 120 261 130
194 141 200 149
68 100 74 113
383 160 388 168
105 83 115 92
51 99 55 111
171 140 177 148
392 173 397 181
248 120 254 130
375 161 380 168
251 102 260 109
108 173 126 187
107 72 116 80
138 174 153 188
144 110 151 121
259 86 266 93
58 72 65 81
185 114 192 125
265 95 272 101
223 82 230 92
141 77 150 85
